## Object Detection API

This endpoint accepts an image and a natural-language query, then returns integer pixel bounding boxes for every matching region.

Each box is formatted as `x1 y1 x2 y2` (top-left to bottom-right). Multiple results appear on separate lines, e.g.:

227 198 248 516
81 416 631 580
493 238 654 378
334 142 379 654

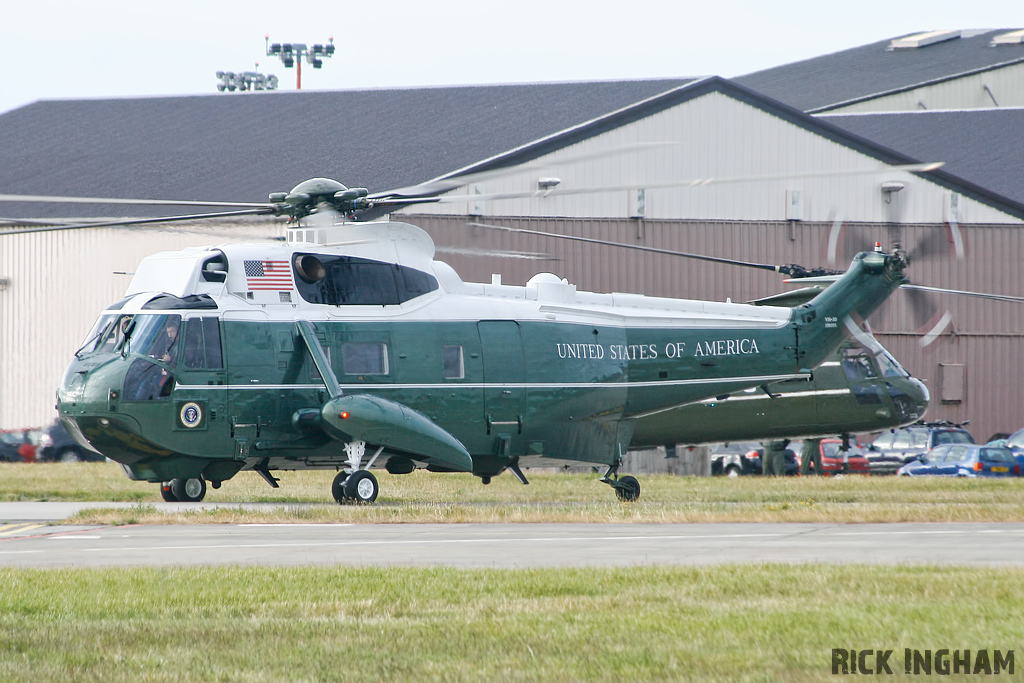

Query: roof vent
991 29 1024 46
889 30 961 50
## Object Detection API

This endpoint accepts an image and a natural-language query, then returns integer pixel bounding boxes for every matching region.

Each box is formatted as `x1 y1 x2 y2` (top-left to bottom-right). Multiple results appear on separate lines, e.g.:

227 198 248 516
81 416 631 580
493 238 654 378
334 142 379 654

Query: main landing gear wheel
170 476 207 502
614 475 641 502
344 470 379 504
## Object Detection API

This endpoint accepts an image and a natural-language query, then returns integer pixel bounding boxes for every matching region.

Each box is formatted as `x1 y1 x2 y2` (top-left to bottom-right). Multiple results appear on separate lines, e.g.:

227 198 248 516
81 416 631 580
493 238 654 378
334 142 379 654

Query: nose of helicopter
889 376 930 422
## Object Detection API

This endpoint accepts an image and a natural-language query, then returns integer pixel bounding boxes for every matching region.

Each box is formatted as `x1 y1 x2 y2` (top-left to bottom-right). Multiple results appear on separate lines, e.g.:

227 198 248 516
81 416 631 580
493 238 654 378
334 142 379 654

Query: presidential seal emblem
180 402 203 428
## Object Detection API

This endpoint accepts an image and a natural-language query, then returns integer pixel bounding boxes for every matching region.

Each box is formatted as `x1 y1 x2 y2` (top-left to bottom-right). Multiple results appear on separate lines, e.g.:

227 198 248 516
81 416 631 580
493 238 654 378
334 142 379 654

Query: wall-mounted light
881 181 905 204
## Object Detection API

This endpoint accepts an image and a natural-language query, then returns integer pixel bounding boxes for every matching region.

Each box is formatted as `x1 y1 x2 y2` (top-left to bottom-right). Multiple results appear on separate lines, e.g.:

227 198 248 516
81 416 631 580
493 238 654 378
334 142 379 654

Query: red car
799 438 870 476
0 429 37 462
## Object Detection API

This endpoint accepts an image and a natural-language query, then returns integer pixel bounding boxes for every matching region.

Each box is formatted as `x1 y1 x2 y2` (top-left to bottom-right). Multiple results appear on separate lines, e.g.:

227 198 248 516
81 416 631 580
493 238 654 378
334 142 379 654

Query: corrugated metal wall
411 91 1021 225
0 221 281 429
410 213 1024 443
826 63 1024 113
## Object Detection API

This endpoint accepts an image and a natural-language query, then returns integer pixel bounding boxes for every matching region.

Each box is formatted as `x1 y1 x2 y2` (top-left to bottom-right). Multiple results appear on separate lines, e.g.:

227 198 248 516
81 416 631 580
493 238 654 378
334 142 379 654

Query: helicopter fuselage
56 220 925 488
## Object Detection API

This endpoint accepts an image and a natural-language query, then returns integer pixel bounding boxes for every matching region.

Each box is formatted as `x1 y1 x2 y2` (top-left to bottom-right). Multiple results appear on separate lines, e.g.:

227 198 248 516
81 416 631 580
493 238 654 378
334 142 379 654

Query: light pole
265 36 335 90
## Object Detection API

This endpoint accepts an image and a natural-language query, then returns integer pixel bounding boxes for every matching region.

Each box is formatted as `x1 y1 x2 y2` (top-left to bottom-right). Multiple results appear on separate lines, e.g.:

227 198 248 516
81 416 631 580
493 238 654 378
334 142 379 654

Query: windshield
932 430 974 446
876 351 909 378
1007 430 1024 449
77 313 136 356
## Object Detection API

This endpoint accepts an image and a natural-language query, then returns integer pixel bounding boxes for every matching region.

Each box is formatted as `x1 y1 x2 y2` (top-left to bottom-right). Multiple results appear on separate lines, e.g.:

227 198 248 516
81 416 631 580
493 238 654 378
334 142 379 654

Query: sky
0 1 1020 115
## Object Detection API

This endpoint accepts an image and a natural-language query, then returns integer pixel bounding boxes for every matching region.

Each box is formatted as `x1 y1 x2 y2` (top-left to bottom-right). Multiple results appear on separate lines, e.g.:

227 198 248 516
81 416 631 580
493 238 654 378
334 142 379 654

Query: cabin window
292 253 438 306
183 317 223 369
341 342 389 375
443 345 464 379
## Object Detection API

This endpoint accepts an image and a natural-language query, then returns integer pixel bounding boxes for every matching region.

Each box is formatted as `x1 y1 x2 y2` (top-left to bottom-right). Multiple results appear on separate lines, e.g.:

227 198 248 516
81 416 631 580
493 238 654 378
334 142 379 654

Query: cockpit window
124 358 175 401
877 351 909 378
292 253 438 306
78 313 136 355
126 314 182 366
841 352 878 381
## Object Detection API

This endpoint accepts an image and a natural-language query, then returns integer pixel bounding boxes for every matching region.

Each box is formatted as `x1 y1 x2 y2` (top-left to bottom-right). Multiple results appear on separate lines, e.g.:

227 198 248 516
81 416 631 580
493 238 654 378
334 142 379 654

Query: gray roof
3 75 1024 223
819 108 1024 207
0 79 691 218
736 29 1024 112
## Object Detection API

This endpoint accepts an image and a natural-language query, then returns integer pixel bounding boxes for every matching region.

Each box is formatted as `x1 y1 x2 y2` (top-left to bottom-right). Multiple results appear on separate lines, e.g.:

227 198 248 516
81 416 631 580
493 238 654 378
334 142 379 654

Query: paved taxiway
0 504 1022 568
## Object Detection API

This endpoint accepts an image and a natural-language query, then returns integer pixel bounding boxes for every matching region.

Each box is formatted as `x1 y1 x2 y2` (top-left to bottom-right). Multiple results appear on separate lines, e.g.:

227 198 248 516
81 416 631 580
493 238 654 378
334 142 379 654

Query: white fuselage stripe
175 373 810 392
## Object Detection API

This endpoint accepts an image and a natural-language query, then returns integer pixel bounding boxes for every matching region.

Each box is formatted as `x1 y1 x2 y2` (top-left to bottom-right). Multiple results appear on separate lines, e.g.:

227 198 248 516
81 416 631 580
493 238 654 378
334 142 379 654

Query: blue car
897 444 1020 477
1005 429 1024 470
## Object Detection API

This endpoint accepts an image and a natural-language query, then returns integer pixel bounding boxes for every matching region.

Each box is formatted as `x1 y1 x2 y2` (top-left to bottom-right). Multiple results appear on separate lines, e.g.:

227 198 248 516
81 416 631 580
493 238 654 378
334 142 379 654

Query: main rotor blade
0 193 271 209
373 143 678 201
435 162 944 205
0 208 276 236
467 222 786 273
902 284 1024 304
0 216 84 226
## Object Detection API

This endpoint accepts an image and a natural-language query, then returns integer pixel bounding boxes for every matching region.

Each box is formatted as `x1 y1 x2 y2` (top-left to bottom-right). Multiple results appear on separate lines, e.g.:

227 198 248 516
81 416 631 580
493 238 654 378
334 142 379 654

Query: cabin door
477 321 525 435
222 311 275 458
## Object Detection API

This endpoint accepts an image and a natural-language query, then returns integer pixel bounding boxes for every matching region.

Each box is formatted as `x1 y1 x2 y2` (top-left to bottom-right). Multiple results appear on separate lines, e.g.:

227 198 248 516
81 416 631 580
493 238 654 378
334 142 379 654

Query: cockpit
76 307 223 402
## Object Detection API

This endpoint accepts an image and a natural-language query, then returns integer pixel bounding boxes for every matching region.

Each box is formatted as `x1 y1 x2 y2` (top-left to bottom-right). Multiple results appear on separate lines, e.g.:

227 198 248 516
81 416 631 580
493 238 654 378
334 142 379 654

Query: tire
614 475 641 502
159 482 178 502
56 447 82 463
331 471 350 504
170 477 207 502
344 470 379 504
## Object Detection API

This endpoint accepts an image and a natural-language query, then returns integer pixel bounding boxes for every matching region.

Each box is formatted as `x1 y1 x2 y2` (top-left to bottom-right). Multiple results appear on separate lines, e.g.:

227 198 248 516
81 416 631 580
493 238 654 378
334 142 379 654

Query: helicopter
2 171 958 504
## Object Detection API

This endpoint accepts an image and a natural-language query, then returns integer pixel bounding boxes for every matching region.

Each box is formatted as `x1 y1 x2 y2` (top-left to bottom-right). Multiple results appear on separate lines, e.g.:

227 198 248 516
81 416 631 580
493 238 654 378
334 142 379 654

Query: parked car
867 422 975 466
797 438 871 476
896 444 1020 477
0 429 37 462
1004 428 1024 470
36 419 104 462
709 442 763 476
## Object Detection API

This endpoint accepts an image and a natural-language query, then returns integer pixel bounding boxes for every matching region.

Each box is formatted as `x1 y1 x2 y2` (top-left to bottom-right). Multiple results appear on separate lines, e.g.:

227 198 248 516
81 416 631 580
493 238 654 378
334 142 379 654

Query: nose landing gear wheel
331 471 350 504
614 475 641 502
159 482 178 502
344 470 379 504
170 476 207 502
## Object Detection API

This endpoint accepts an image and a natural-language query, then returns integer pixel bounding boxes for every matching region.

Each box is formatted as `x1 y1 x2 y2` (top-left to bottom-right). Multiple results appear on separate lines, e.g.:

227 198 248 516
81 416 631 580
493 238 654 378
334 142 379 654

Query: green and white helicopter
6 170 985 504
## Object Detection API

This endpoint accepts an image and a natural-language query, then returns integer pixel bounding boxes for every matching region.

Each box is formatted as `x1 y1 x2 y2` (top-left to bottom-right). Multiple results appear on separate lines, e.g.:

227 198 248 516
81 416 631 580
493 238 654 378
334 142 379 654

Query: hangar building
1 30 1022 445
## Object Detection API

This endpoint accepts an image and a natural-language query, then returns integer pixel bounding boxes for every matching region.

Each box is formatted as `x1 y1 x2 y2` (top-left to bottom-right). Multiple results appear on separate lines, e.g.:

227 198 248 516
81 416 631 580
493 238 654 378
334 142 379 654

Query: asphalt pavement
1 507 1022 569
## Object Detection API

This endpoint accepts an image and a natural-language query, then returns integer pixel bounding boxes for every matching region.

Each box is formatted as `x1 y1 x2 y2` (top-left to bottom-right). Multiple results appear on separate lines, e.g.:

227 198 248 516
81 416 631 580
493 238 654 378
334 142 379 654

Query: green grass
0 564 1020 682
4 462 1024 525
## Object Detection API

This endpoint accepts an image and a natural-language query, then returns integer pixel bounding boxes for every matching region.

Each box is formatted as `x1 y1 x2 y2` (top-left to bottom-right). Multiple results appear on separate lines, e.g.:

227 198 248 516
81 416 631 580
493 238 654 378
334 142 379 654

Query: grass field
3 465 1023 681
2 462 1024 525
1 564 1022 682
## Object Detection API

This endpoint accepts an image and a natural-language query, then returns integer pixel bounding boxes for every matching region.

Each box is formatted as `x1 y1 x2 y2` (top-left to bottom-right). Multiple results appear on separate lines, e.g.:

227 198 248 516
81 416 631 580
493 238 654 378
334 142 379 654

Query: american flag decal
244 259 293 291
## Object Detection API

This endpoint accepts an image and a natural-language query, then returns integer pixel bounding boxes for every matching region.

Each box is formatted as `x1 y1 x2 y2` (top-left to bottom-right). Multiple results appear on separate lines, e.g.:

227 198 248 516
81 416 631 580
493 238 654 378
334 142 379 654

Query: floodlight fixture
265 35 335 89
215 67 279 93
